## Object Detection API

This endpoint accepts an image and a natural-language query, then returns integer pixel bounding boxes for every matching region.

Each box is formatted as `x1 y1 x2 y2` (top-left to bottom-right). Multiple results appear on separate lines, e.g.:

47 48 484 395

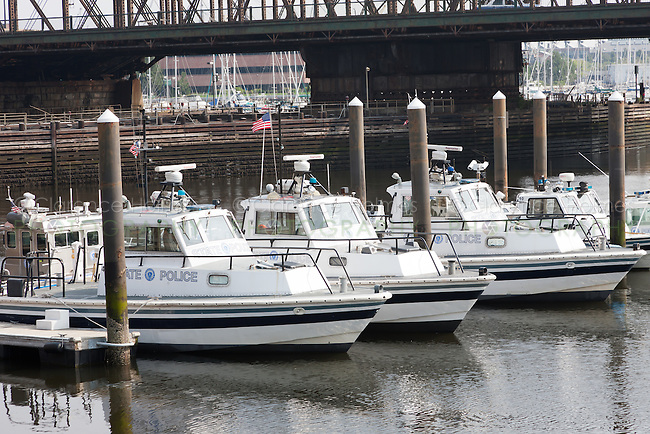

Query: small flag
9 197 19 213
130 140 140 157
403 119 409 126
252 113 272 132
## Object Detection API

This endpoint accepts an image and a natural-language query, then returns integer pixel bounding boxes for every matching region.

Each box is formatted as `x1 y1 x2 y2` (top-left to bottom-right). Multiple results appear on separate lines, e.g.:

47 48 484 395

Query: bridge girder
1 4 649 81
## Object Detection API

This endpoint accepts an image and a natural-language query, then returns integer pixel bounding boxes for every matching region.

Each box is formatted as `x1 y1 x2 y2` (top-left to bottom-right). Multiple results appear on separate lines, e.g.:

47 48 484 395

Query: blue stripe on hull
468 263 631 281
0 307 379 330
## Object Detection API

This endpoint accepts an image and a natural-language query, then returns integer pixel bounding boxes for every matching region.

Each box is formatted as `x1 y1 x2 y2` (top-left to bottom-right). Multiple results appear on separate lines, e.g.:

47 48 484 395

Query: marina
0 143 648 429
2 1 650 430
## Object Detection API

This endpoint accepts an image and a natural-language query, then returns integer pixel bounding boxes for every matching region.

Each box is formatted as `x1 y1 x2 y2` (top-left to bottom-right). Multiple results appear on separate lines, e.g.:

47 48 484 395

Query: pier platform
0 322 138 368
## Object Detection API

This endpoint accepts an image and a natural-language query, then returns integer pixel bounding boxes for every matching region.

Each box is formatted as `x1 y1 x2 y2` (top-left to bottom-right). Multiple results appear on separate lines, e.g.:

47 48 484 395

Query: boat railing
510 213 609 250
247 235 455 275
249 245 358 285
70 241 104 284
124 251 337 293
0 254 67 297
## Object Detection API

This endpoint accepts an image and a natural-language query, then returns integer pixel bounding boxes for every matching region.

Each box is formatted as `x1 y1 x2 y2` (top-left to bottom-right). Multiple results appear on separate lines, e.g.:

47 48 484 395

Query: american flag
9 198 19 213
130 140 140 157
251 113 272 132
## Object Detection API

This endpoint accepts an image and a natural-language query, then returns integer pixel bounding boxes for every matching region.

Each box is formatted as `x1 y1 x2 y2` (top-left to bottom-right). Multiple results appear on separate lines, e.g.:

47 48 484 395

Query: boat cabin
2 193 103 282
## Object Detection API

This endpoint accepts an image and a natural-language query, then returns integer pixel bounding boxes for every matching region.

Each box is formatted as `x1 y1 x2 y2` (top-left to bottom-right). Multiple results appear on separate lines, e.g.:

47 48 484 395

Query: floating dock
0 321 138 368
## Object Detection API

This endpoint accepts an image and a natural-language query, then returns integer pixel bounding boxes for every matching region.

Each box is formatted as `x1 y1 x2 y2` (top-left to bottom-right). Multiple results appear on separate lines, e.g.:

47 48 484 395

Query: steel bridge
1 1 650 104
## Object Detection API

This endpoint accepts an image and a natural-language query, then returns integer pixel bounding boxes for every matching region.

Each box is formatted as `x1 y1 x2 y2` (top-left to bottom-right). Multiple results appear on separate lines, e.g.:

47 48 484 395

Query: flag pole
278 103 283 194
270 112 277 184
260 128 266 196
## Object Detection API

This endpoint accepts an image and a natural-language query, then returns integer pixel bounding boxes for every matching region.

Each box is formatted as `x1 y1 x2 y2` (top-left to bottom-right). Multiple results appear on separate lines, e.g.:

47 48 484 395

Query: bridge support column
302 40 522 106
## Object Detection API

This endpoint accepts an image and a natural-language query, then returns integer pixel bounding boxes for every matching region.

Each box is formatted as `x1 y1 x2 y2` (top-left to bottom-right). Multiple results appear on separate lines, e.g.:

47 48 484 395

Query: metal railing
3 1 646 33
247 234 461 275
383 213 610 252
1 255 66 297
124 251 341 293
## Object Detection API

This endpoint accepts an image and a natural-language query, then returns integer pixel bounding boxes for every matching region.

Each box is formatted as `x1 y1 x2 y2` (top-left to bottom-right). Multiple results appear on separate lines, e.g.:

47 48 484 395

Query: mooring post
493 91 508 200
608 91 626 248
408 97 432 248
533 91 547 188
348 96 367 206
97 109 131 366
50 121 58 204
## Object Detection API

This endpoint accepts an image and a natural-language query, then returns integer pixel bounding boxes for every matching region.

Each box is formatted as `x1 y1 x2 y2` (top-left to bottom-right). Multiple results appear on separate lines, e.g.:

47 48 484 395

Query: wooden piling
348 97 367 206
533 91 547 187
608 92 626 247
50 121 58 203
493 91 508 200
97 109 131 366
408 97 432 248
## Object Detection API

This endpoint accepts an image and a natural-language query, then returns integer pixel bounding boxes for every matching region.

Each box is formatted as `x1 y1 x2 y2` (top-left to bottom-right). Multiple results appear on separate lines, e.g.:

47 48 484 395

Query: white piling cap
154 163 196 172
407 97 426 110
608 91 624 102
97 109 119 123
283 154 324 162
349 96 363 107
533 91 546 100
493 91 506 100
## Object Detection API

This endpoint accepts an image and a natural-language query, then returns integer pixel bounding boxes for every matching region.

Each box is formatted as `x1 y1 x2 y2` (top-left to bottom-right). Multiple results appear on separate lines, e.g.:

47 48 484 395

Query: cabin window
527 198 562 215
329 256 347 266
227 215 244 238
201 215 237 241
578 194 604 215
353 201 371 223
67 231 80 245
125 226 179 252
146 227 180 252
87 231 99 246
54 233 67 247
208 274 229 286
305 205 327 231
430 196 460 219
401 196 413 218
323 202 360 227
21 232 31 256
627 208 650 227
486 237 506 247
255 211 305 236
475 187 499 213
457 190 478 212
36 233 47 251
6 231 16 249
124 226 146 251
177 220 203 246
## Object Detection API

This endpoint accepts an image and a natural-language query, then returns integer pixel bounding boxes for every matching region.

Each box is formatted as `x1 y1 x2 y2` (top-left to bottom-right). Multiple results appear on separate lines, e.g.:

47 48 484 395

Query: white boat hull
0 292 390 353
351 276 493 332
456 250 642 302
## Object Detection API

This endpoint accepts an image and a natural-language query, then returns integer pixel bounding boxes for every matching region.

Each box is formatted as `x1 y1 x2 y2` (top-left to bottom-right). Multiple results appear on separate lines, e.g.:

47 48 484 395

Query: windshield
578 193 606 215
322 202 360 227
200 215 240 241
559 195 582 215
176 219 203 246
305 205 327 230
